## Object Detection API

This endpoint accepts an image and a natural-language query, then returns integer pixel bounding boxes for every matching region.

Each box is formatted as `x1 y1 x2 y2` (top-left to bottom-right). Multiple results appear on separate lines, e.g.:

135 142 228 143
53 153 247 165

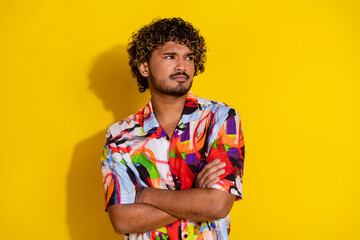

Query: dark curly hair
127 17 207 93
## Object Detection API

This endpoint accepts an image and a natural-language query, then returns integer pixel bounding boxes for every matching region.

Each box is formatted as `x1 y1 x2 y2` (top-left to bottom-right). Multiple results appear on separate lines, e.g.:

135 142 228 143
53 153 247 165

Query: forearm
108 203 178 234
137 188 235 222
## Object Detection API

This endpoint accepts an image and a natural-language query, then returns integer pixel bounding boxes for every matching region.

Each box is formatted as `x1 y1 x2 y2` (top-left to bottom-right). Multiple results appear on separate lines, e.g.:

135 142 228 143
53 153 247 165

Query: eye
186 56 194 61
165 56 174 59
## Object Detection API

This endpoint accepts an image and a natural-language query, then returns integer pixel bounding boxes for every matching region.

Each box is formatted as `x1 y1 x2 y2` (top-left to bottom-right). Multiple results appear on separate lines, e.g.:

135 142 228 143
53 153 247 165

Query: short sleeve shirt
101 92 245 240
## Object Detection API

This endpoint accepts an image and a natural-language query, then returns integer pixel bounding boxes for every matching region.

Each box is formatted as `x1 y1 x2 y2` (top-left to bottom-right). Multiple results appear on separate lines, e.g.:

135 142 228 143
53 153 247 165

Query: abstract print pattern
101 92 245 240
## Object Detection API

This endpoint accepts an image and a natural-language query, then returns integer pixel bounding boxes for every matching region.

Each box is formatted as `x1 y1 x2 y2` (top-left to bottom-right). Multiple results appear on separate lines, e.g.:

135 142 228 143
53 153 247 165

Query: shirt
101 92 245 240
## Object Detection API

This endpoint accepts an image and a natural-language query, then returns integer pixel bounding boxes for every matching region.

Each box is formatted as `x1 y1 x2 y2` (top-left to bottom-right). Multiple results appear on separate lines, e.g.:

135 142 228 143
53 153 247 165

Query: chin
166 89 189 97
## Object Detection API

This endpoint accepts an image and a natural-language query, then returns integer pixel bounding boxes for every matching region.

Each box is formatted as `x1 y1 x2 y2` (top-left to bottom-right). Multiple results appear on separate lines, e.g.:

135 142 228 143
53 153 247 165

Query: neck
151 92 187 121
150 92 188 139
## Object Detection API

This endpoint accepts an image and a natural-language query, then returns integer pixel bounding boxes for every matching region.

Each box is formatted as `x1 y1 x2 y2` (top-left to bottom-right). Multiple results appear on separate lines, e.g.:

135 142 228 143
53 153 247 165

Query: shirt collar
142 91 199 133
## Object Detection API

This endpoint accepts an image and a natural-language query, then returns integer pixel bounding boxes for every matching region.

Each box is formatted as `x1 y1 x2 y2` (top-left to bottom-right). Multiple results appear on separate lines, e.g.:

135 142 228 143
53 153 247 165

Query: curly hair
127 17 207 93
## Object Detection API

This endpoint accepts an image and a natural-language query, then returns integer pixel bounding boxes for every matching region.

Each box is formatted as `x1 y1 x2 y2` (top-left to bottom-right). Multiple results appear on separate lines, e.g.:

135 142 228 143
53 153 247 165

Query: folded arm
107 159 227 234
136 187 235 222
108 203 178 235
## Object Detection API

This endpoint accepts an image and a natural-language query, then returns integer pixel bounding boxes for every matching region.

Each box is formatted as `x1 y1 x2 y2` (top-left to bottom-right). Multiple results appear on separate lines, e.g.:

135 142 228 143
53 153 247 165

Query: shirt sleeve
101 128 136 211
207 109 245 200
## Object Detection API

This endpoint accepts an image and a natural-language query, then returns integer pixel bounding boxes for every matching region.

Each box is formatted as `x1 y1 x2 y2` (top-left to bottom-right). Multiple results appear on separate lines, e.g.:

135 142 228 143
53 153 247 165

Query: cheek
150 61 172 76
187 63 195 75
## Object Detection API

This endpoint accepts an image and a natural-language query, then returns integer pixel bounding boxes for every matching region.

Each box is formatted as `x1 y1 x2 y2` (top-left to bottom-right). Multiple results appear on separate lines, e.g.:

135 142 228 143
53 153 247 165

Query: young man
101 18 245 240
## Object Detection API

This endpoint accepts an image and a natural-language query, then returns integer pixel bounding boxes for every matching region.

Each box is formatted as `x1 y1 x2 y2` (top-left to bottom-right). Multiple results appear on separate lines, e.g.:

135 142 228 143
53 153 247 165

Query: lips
170 72 189 81
172 75 188 81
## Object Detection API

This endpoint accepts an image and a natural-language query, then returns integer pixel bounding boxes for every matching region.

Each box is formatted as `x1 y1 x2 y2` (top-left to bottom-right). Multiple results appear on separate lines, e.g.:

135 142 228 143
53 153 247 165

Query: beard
148 74 193 97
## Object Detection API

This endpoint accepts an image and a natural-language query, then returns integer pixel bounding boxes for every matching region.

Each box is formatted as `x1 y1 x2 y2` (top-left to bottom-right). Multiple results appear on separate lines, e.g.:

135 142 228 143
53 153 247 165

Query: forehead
154 41 193 54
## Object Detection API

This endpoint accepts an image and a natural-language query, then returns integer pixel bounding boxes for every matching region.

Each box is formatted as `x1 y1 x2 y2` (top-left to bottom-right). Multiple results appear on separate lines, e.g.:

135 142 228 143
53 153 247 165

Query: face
138 41 195 97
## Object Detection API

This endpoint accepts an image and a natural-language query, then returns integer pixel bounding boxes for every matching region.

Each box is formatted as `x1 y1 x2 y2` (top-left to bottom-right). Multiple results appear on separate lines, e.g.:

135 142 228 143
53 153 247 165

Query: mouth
172 75 188 82
170 73 189 82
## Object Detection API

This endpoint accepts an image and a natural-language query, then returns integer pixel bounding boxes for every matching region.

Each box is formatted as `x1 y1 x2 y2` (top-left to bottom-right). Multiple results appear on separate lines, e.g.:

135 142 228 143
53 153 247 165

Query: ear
138 62 150 77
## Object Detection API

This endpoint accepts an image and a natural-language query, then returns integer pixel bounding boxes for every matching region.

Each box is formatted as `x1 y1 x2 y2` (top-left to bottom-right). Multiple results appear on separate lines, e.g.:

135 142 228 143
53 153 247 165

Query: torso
101 92 245 240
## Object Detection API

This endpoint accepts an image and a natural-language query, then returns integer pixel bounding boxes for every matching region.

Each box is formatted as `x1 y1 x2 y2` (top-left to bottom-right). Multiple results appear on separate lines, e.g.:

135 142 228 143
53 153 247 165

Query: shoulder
197 95 239 120
106 109 143 138
196 96 243 149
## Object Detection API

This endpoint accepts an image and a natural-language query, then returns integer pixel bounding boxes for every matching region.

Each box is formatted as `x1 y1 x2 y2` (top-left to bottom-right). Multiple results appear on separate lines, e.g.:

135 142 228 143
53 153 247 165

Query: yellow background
1 0 359 239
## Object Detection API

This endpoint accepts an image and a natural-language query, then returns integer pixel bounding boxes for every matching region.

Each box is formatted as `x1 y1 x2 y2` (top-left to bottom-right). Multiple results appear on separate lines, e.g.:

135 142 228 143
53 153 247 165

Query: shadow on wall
67 45 149 240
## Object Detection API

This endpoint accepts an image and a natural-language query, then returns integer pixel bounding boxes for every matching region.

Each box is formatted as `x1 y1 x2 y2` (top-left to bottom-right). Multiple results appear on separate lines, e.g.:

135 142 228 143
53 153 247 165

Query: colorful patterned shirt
101 92 245 240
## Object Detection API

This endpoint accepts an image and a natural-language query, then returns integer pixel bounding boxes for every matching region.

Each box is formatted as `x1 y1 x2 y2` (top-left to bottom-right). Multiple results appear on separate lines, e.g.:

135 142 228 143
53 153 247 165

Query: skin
108 41 234 235
196 159 226 188
138 41 195 139
108 160 228 234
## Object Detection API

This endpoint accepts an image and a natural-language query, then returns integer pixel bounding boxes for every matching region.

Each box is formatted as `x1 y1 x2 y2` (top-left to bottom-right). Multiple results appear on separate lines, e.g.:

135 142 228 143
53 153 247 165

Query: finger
202 168 225 187
201 158 220 173
197 161 225 188
197 158 220 180
197 173 206 188
198 166 225 188
200 161 226 181
205 177 220 188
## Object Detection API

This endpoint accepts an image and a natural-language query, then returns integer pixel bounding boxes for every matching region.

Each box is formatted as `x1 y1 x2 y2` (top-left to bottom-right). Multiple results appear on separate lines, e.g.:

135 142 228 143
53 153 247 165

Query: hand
196 159 225 189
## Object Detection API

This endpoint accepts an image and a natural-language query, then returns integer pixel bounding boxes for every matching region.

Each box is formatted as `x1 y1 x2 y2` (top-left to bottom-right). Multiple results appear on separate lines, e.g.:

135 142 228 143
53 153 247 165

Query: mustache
170 72 190 79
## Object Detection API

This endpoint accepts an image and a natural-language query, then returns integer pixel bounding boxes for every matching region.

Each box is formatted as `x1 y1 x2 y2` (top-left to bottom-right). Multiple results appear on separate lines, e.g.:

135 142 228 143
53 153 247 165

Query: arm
101 131 179 234
108 160 226 234
107 159 227 234
132 159 230 222
136 187 235 222
136 111 244 222
108 203 178 235
102 131 226 234
102 114 240 233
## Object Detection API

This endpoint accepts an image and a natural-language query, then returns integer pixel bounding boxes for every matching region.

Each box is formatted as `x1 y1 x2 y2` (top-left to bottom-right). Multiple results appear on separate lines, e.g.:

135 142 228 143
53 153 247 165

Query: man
101 18 245 240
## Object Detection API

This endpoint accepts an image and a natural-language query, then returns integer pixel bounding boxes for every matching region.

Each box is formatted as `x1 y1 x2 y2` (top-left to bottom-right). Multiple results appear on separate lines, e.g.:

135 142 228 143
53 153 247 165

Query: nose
175 58 186 72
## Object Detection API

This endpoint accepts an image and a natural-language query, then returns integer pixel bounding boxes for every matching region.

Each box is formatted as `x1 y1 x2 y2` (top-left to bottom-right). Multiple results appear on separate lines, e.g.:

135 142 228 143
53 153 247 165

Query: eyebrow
163 52 195 56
